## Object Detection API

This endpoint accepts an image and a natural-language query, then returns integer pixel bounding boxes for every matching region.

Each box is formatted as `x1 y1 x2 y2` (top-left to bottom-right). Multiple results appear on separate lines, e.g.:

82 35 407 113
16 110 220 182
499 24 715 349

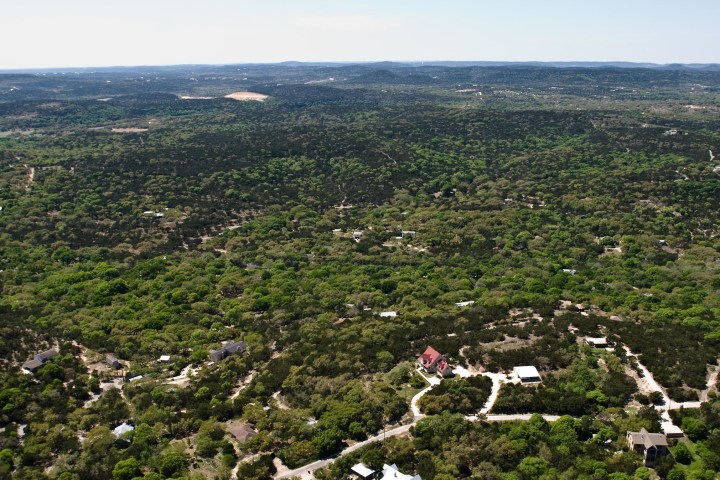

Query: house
22 347 59 373
418 347 454 378
562 268 577 275
585 337 610 348
514 366 542 383
227 422 257 443
157 355 171 362
209 340 247 362
379 311 397 317
107 354 122 370
627 428 668 466
350 463 375 479
353 231 363 241
34 348 59 363
455 301 475 307
380 464 421 480
22 359 44 373
113 422 135 438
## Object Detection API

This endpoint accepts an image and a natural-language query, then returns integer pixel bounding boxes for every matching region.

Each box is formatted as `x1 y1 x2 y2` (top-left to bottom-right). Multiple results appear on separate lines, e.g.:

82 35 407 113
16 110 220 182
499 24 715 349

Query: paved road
275 423 415 479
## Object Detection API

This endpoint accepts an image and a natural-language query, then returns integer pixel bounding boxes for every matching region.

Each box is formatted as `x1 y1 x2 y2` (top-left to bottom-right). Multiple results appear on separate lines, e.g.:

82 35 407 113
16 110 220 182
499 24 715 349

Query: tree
517 456 549 480
158 449 188 478
112 457 142 480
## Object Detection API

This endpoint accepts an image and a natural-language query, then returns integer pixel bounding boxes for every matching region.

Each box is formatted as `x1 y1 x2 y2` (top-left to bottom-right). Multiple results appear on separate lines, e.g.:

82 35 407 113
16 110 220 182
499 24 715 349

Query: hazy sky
2 0 718 69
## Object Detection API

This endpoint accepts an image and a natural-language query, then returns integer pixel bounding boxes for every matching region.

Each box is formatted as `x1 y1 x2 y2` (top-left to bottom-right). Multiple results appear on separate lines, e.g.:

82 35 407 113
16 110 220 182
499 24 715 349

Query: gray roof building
627 428 668 466
210 340 247 362
34 348 59 363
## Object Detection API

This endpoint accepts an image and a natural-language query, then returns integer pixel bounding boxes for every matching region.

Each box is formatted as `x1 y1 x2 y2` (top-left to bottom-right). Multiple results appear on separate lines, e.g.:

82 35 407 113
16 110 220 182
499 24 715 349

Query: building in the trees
113 422 134 438
21 359 43 373
350 463 376 479
627 428 668 466
417 346 453 377
22 348 59 373
227 422 257 443
585 337 610 348
107 354 122 370
381 463 421 480
209 340 247 363
34 348 59 363
513 365 542 383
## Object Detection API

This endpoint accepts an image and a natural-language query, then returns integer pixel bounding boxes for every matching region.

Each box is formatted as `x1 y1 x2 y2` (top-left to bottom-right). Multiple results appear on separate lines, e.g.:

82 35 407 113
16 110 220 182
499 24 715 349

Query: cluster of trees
0 65 719 478
319 407 707 480
492 355 638 416
417 376 492 415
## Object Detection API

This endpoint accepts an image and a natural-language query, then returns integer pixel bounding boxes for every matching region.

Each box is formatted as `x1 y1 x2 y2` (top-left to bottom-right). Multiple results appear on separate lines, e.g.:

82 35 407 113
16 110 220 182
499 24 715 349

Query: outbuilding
585 337 610 348
513 366 542 383
350 463 375 479
107 354 122 370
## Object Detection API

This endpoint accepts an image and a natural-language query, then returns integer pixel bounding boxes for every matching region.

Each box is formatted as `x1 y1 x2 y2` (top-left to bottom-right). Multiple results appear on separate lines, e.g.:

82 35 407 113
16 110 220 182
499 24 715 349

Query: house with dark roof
22 359 44 373
209 340 247 363
227 422 257 443
417 346 453 377
627 428 668 466
107 354 122 370
22 348 60 373
34 348 59 363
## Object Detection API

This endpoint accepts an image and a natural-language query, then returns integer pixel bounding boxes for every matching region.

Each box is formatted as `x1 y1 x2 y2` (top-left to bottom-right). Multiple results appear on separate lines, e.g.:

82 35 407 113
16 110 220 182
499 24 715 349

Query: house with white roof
350 463 375 479
381 464 421 480
585 337 610 348
455 301 475 307
513 366 542 383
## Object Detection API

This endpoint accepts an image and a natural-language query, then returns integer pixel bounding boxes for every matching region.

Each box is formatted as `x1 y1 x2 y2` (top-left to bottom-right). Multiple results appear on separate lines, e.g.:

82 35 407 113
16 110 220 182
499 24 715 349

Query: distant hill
2 60 719 74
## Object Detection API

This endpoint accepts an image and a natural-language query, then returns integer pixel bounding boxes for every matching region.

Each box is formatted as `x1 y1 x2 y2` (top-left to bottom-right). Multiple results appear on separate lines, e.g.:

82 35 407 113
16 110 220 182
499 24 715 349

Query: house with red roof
417 346 454 377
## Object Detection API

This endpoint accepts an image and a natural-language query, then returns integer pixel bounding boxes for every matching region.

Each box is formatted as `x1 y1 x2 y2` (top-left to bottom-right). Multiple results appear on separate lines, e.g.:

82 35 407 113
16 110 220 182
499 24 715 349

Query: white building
513 366 542 383
381 464 421 480
350 463 375 479
379 311 398 317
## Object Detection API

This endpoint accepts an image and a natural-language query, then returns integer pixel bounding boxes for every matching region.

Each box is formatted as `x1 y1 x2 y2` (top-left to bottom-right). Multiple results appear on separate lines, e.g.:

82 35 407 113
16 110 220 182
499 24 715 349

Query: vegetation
0 63 718 479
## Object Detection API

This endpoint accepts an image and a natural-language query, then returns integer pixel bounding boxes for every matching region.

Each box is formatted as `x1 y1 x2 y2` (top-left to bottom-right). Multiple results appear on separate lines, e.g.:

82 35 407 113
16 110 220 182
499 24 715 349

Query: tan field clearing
224 91 268 101
111 127 149 133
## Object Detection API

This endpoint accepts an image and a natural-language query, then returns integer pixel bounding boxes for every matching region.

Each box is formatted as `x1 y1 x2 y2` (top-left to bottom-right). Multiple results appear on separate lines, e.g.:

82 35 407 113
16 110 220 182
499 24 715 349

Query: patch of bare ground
271 390 292 410
481 335 540 352
224 92 268 101
230 370 257 399
111 127 149 133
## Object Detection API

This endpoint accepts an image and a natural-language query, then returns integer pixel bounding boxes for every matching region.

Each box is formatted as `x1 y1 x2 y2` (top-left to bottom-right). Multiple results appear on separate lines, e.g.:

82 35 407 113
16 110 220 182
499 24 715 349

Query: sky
1 0 719 69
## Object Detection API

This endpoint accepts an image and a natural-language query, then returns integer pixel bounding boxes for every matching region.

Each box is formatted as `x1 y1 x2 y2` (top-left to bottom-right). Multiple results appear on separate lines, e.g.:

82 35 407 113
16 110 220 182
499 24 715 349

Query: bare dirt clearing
111 127 149 133
224 92 268 101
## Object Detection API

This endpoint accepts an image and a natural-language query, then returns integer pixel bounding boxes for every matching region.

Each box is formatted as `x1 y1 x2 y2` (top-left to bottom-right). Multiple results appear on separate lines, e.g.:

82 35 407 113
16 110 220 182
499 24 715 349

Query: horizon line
1 59 719 73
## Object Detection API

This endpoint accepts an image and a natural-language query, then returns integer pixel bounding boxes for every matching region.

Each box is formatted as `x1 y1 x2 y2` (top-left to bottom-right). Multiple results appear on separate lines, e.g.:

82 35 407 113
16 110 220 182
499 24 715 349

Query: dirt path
230 371 257 399
25 165 34 191
700 364 720 402
168 364 199 387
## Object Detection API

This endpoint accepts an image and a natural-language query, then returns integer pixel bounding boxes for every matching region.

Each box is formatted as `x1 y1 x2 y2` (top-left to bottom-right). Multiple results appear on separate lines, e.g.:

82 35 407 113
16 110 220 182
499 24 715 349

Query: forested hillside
0 64 719 480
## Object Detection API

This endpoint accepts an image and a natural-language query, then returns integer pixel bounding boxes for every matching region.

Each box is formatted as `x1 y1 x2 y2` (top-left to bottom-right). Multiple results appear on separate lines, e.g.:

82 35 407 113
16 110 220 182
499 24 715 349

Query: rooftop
381 464 421 480
514 365 541 379
351 463 375 478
